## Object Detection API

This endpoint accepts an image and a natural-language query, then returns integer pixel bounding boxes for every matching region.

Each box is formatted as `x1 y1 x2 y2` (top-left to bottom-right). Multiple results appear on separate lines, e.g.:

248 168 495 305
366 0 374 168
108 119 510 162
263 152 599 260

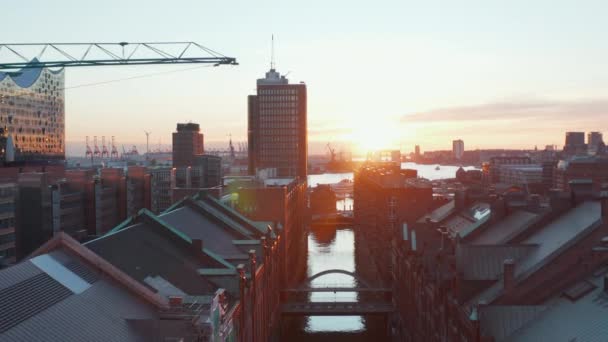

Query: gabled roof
472 201 602 304
85 213 228 297
0 243 162 342
31 232 168 309
442 203 491 238
160 206 249 260
457 244 538 280
480 305 547 341
505 266 608 342
470 210 541 245
417 200 455 223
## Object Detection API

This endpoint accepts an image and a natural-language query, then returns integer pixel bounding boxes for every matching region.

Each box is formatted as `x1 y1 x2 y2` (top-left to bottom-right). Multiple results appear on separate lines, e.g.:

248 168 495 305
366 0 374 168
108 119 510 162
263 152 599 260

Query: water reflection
282 225 388 341
306 228 363 333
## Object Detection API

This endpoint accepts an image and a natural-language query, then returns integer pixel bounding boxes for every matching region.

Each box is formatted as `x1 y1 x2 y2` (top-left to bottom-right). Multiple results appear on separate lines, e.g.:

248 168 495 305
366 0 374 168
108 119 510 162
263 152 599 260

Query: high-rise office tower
564 132 586 154
248 68 307 178
452 139 464 160
172 122 204 168
587 131 604 152
0 59 65 163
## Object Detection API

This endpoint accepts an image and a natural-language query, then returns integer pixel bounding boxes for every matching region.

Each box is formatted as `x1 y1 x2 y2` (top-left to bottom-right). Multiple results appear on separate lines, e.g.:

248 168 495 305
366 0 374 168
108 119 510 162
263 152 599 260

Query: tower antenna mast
271 34 275 70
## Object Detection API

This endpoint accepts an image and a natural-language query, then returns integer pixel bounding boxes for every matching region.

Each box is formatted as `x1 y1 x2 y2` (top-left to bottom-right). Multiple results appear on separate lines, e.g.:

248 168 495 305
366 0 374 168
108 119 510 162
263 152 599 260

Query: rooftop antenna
271 34 275 70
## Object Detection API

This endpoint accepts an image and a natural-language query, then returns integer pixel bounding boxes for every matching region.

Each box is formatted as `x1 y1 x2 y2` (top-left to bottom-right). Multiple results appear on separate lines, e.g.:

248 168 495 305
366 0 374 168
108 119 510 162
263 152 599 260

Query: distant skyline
5 0 608 155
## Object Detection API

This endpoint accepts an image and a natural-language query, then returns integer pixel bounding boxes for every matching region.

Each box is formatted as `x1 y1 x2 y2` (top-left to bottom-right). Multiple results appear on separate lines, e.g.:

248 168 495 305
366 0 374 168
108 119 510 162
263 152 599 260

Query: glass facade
0 64 65 162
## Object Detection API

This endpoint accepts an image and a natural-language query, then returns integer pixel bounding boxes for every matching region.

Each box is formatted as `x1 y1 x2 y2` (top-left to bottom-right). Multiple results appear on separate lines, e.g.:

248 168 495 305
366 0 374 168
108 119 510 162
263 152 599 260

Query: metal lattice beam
0 42 238 70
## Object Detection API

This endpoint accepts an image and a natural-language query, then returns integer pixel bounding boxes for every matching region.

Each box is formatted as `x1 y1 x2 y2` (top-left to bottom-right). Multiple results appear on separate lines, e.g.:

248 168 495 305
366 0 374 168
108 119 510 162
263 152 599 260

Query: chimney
503 259 515 293
192 239 203 253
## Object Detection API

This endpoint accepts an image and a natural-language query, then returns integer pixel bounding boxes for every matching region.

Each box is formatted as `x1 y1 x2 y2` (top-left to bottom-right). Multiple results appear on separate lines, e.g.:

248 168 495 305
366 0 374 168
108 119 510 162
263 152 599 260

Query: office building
452 139 464 160
488 156 532 183
587 131 604 154
498 164 543 186
172 122 204 168
563 131 586 154
588 131 603 147
0 59 65 163
248 67 307 178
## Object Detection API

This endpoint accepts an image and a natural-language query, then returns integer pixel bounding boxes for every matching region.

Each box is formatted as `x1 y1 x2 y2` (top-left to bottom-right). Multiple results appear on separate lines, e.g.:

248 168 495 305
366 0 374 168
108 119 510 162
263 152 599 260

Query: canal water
282 164 471 340
281 225 388 341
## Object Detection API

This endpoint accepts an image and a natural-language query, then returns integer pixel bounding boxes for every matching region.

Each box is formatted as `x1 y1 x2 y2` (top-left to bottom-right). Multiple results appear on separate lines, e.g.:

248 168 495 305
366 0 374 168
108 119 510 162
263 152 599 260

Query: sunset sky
4 0 608 156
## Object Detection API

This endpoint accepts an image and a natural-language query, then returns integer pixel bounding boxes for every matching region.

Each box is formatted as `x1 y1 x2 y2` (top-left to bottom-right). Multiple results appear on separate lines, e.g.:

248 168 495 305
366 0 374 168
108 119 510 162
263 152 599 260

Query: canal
280 224 389 341
282 164 470 340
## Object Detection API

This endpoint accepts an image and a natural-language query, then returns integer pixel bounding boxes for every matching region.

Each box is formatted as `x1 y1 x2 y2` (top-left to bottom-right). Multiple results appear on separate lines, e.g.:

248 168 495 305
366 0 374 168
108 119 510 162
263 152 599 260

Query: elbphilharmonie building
0 59 65 163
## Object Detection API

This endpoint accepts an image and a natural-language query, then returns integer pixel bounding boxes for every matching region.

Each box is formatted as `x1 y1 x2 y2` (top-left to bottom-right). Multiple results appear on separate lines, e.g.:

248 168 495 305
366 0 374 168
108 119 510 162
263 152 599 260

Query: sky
3 0 608 156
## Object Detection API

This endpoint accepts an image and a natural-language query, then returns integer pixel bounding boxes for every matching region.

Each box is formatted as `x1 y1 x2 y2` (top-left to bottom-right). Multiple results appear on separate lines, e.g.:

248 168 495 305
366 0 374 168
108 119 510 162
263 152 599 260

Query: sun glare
348 117 402 154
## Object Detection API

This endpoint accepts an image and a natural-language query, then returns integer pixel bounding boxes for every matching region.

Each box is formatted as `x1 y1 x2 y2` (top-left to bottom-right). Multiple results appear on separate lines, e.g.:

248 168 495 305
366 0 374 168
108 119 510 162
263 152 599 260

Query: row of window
259 88 298 95
259 109 299 116
259 96 299 102
259 102 298 109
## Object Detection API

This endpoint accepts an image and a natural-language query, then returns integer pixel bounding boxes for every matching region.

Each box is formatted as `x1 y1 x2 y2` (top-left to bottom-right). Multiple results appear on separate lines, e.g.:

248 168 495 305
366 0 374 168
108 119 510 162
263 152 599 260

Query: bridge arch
299 269 372 289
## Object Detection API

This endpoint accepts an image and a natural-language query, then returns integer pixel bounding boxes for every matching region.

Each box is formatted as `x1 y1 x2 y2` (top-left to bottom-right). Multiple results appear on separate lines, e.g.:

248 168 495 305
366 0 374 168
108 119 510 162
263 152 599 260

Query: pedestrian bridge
280 269 393 316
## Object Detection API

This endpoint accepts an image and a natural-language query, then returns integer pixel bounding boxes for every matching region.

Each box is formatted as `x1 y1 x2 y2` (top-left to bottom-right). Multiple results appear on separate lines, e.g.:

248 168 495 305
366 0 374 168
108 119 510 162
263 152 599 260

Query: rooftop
505 266 608 342
473 201 602 304
470 210 541 245
86 218 224 297
0 248 161 342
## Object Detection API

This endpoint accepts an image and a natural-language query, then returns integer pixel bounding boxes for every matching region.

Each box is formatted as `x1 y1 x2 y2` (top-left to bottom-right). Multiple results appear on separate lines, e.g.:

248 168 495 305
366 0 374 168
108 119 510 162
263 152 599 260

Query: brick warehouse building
391 187 608 341
353 162 434 286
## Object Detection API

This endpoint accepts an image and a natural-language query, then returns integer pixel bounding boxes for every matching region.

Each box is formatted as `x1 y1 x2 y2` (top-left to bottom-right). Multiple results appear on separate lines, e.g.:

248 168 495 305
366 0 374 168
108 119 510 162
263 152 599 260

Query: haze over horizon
5 0 608 155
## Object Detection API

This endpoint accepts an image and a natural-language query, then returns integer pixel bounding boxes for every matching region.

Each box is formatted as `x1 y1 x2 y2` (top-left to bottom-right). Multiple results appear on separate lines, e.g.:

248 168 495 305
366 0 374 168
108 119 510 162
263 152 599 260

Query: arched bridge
280 269 393 315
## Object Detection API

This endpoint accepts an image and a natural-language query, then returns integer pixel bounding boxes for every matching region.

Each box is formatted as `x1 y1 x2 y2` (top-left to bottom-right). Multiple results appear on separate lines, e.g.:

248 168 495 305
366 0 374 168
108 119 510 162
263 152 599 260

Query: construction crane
0 42 237 70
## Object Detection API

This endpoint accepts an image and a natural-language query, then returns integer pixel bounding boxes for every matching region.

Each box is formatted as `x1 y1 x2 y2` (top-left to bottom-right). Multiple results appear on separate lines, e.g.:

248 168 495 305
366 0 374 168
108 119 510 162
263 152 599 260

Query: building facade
248 68 307 178
353 163 434 285
0 60 65 163
488 156 532 183
563 131 586 155
172 122 204 168
453 139 464 160
498 164 543 186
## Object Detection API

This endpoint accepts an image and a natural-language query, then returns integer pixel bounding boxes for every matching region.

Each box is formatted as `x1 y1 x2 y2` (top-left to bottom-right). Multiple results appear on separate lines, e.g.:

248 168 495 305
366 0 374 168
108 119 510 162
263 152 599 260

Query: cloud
401 98 608 124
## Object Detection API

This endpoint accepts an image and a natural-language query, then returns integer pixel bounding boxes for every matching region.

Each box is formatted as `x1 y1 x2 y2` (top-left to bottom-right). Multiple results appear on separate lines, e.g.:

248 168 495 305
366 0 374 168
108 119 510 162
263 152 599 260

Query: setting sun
348 117 402 154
